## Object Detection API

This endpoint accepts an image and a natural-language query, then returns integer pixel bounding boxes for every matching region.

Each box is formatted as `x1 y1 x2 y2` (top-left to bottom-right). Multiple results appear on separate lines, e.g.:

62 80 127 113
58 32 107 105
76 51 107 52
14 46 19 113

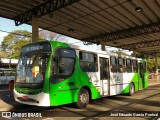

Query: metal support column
101 41 105 51
32 18 39 43
155 53 159 81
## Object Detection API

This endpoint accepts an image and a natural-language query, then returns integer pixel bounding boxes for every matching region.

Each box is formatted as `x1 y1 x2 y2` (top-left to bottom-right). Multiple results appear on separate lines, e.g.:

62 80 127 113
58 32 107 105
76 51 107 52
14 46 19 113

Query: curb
148 83 160 86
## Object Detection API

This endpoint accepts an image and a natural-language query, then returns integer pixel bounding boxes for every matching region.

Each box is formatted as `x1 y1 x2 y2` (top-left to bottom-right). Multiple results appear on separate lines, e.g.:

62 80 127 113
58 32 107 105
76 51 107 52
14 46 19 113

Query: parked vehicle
14 41 148 108
0 68 15 85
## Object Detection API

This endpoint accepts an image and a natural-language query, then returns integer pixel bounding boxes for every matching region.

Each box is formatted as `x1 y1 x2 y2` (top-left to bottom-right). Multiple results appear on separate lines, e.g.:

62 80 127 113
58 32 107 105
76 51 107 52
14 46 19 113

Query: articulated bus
14 41 148 108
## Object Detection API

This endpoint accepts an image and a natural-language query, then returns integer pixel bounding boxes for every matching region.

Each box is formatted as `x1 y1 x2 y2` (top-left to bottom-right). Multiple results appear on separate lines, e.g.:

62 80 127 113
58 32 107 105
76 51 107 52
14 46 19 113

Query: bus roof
69 44 141 60
31 41 143 60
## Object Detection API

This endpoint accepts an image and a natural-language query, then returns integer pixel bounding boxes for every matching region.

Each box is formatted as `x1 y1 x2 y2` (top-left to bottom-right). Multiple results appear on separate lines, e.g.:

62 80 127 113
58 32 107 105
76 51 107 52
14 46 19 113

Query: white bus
0 68 15 85
14 41 148 108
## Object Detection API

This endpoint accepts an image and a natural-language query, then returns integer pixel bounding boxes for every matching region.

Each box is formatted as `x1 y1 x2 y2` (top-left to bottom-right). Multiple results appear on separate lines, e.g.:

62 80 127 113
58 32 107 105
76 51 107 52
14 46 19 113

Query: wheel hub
80 94 87 103
131 85 134 94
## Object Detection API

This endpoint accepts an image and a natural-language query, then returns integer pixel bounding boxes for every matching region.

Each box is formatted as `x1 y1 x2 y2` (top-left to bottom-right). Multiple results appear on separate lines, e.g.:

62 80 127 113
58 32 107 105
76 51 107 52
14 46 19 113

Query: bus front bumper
13 89 50 106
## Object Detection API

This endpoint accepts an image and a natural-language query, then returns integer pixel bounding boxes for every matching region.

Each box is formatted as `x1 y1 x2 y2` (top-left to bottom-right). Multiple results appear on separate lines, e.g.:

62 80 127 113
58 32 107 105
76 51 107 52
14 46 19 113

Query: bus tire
75 88 89 109
129 83 135 96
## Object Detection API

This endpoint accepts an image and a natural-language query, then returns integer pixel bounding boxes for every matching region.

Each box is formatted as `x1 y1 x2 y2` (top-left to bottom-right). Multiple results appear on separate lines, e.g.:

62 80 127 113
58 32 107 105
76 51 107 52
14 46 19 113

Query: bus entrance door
99 57 110 96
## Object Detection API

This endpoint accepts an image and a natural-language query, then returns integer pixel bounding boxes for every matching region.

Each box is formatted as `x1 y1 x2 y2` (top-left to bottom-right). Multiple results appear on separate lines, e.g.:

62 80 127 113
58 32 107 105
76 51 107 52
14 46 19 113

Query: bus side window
126 59 132 73
59 57 75 75
110 56 117 73
51 48 76 83
133 60 138 73
79 51 98 72
118 57 126 73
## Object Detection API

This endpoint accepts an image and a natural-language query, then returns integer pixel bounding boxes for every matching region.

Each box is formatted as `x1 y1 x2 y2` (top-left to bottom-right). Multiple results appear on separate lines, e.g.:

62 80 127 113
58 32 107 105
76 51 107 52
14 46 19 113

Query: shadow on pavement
0 84 160 119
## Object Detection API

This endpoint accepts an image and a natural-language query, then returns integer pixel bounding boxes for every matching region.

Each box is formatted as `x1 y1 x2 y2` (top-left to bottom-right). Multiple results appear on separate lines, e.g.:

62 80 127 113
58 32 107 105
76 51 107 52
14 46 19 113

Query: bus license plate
22 96 28 100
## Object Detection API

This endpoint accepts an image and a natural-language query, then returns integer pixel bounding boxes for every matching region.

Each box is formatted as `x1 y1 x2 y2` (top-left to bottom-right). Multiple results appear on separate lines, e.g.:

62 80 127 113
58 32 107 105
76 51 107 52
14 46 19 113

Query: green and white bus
14 41 148 108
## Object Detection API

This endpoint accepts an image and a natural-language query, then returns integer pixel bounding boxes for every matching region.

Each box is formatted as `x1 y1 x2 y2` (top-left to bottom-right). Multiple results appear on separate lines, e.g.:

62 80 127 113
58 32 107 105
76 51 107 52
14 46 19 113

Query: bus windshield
16 52 49 86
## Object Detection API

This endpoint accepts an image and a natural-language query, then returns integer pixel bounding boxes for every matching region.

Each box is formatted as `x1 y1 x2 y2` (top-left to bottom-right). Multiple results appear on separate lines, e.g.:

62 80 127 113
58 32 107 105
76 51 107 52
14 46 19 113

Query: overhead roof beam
120 39 160 51
141 49 160 55
13 0 80 26
82 21 160 44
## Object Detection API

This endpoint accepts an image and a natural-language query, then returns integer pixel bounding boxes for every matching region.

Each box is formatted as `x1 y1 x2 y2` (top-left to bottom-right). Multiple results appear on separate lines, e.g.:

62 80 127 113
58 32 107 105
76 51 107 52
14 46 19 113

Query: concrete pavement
0 79 160 112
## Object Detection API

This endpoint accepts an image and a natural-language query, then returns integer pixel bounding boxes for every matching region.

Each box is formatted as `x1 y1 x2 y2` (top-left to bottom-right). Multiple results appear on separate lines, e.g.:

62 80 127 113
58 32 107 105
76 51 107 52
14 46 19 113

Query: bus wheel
129 83 134 96
75 88 89 109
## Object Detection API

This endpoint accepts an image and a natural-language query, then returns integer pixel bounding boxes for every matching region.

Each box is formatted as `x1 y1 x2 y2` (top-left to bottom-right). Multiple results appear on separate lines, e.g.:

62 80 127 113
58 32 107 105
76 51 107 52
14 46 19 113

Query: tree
131 52 160 73
39 29 67 42
146 56 160 72
131 51 146 58
147 58 155 72
1 30 31 59
111 50 129 56
0 50 8 58
39 29 55 40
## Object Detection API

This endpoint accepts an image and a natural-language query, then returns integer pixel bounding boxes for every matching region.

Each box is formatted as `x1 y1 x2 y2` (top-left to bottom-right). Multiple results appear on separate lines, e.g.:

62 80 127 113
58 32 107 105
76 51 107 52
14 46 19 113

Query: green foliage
131 51 147 58
39 29 66 42
132 51 140 57
131 52 160 72
1 30 31 59
147 57 160 72
0 50 8 58
111 50 129 56
147 58 155 72
115 51 129 56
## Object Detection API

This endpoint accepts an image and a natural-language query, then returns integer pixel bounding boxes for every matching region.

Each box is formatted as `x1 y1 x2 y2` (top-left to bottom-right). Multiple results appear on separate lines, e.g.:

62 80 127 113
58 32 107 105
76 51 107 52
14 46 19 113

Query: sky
0 17 132 54
0 17 32 42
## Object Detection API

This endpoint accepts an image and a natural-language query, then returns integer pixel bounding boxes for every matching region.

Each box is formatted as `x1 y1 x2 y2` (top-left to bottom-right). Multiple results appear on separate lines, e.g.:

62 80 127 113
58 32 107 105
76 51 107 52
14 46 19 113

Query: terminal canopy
1 0 160 54
0 58 18 68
